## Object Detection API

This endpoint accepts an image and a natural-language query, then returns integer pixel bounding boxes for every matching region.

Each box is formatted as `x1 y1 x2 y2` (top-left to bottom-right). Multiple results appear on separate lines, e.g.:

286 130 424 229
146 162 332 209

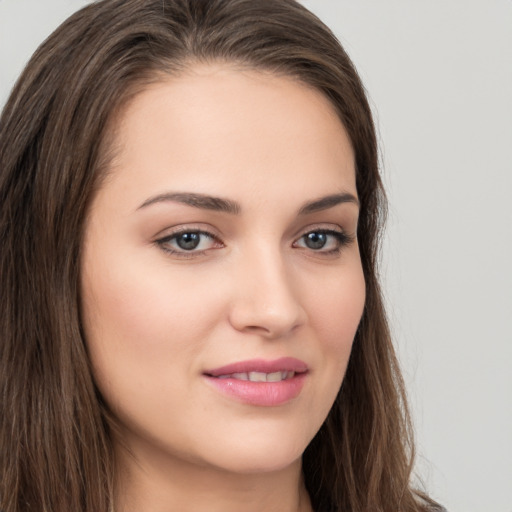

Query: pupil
177 233 200 250
305 232 327 249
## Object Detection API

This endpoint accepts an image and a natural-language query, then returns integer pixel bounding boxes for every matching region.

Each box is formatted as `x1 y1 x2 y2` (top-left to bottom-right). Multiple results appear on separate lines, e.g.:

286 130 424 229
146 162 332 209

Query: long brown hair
0 1 441 511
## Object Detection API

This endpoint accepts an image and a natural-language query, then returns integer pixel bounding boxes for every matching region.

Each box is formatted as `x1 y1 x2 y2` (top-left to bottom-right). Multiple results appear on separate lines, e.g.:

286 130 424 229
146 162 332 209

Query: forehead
102 63 356 208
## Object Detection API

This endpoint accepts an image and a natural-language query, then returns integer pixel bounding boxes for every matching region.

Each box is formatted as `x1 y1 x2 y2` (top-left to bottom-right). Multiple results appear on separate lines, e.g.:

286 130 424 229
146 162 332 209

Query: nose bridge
228 242 305 337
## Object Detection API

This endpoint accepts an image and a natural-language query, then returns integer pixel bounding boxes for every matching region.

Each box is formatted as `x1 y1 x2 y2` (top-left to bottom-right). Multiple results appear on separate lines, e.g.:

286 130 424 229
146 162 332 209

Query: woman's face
81 64 365 475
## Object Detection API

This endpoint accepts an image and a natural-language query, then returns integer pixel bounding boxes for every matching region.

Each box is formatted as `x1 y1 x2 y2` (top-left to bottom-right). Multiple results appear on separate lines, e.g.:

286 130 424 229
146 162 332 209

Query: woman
0 0 443 511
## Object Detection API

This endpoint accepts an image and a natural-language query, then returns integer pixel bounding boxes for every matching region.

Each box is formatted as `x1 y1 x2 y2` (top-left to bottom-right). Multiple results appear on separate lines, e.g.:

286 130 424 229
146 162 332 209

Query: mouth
203 358 308 406
204 357 308 378
215 371 297 382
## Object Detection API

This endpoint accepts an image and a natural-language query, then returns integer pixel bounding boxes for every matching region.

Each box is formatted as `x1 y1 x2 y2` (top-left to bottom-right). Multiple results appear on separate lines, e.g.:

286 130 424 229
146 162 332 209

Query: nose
228 248 306 339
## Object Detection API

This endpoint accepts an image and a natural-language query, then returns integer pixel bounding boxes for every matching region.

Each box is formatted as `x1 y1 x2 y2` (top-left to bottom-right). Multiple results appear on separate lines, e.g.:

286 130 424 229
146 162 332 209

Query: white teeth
266 371 283 382
215 371 297 381
248 371 267 382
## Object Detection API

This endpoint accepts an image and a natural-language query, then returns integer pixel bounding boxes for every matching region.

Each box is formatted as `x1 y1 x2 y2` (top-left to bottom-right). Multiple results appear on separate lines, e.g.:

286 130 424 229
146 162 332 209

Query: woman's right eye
156 230 222 256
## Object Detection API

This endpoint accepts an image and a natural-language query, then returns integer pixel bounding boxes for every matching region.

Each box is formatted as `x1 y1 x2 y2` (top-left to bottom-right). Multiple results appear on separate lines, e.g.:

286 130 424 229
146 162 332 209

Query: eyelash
292 229 354 255
155 227 354 259
155 229 221 258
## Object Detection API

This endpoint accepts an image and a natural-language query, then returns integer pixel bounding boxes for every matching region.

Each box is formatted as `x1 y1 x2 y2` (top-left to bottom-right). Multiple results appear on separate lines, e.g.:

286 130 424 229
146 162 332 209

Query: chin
194 426 311 475
206 448 304 475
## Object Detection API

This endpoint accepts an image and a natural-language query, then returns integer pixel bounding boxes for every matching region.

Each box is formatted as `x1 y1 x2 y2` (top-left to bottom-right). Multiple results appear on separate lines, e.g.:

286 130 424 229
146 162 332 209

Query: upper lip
204 357 308 377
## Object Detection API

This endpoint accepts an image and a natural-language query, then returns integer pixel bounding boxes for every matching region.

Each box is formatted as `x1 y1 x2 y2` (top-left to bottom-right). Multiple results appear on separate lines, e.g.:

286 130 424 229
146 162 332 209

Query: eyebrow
298 192 359 214
138 192 241 214
137 191 358 215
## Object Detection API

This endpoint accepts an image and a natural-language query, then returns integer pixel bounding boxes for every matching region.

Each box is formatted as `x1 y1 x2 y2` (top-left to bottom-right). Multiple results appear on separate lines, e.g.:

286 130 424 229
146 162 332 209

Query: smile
217 371 296 382
204 358 308 406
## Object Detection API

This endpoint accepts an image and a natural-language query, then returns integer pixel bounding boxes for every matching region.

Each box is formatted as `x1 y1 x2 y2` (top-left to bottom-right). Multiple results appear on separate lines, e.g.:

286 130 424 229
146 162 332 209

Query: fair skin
81 63 365 512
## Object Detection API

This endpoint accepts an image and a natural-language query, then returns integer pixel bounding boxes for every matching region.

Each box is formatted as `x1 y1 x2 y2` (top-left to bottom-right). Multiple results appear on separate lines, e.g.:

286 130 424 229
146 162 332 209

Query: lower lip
204 373 307 406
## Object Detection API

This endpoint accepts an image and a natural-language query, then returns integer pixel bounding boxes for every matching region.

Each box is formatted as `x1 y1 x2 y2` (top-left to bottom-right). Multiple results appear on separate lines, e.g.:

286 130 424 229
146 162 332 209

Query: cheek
307 261 366 350
80 250 225 403
302 258 366 398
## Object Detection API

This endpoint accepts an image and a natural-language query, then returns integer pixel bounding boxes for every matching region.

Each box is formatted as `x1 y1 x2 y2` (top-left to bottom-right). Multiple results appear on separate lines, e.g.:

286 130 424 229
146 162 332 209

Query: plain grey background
1 1 511 511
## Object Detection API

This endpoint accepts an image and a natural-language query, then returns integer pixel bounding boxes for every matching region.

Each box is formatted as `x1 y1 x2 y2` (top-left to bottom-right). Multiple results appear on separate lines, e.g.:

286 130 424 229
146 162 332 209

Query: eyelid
153 222 221 240
292 223 351 240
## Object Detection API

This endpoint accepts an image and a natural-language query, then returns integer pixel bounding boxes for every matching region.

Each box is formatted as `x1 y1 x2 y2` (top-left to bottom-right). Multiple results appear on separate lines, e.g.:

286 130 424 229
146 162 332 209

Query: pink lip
203 357 308 407
204 357 308 377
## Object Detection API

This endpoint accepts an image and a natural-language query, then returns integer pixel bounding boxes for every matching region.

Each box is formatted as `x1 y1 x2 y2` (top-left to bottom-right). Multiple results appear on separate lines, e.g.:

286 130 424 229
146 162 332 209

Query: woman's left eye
294 229 352 253
156 230 221 255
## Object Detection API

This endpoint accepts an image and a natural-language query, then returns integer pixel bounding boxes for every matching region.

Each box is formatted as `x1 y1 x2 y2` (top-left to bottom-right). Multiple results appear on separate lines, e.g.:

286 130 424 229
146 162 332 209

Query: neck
114 441 313 512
